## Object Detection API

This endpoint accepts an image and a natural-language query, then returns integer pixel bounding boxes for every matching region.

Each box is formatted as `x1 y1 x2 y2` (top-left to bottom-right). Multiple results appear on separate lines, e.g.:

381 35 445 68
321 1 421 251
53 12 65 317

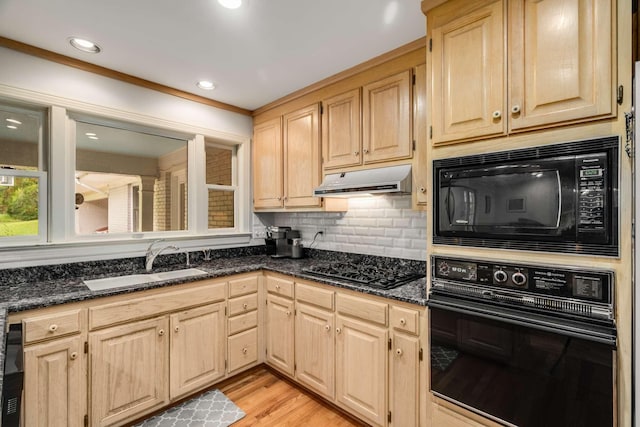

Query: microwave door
441 185 476 229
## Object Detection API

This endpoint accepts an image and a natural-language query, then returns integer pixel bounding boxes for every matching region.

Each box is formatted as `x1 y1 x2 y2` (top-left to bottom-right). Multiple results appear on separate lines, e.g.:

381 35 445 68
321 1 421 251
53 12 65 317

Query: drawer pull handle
325 325 331 332
336 327 342 334
242 347 248 354
396 348 403 357
48 324 58 332
158 329 165 336
243 303 248 310
399 318 406 326
70 352 78 360
174 326 180 333
275 285 280 290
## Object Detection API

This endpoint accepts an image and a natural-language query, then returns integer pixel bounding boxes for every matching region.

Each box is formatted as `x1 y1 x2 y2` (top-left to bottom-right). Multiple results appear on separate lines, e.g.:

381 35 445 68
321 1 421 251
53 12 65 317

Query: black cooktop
302 263 423 290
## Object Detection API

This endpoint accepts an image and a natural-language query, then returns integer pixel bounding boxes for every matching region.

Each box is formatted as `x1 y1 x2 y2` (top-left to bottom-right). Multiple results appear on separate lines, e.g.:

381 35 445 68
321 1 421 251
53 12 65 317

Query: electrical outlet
253 229 267 239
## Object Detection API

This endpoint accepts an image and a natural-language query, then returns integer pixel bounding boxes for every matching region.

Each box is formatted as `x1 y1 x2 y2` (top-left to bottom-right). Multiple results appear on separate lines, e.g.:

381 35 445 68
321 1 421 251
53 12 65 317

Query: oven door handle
428 296 616 347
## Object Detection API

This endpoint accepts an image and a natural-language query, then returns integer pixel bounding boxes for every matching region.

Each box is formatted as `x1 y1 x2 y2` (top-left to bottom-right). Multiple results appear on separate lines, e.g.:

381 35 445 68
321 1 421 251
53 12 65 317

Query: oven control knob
512 272 527 286
493 270 508 283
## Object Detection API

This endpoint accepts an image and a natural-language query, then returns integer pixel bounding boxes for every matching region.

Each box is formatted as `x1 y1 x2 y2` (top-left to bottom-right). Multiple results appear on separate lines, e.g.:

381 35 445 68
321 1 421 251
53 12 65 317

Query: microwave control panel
577 153 607 236
432 256 612 305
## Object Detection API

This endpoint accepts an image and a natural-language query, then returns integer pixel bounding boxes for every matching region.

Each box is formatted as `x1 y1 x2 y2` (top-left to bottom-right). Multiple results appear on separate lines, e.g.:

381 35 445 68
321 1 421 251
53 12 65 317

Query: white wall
0 47 252 138
254 195 427 260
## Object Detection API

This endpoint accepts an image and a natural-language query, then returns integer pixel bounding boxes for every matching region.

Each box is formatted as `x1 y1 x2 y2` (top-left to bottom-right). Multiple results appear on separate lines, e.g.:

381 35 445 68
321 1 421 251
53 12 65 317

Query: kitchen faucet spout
145 240 179 272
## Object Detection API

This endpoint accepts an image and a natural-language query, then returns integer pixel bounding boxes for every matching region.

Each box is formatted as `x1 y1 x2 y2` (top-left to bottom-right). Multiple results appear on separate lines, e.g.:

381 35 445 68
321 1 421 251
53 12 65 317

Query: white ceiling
0 0 426 111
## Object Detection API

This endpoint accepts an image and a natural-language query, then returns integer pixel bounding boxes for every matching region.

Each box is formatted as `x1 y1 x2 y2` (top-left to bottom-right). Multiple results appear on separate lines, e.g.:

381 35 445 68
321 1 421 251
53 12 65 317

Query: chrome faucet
145 240 179 272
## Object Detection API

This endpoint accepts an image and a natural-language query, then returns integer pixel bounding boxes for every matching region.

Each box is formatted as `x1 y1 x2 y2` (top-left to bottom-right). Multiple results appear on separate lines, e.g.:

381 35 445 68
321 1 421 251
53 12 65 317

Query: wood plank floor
218 366 367 427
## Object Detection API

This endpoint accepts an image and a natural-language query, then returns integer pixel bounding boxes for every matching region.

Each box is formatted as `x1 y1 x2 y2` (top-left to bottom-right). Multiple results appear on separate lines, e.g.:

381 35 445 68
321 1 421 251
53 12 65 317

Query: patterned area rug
135 389 246 427
431 344 459 372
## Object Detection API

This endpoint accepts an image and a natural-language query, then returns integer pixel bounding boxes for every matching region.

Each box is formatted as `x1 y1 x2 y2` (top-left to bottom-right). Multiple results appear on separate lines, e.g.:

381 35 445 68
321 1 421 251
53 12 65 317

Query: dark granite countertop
0 247 426 415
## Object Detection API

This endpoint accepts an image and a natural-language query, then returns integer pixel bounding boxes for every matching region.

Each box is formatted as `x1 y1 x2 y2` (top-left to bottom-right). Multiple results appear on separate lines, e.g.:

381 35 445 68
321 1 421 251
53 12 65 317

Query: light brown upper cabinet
283 103 322 208
253 117 283 209
322 88 362 170
322 71 413 171
428 0 614 145
363 70 413 164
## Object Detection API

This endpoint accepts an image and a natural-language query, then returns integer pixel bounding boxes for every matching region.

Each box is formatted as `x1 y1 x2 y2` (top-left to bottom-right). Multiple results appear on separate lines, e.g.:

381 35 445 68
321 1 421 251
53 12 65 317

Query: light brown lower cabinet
265 293 295 375
169 302 226 400
295 302 335 399
90 316 169 427
23 335 86 427
336 315 388 426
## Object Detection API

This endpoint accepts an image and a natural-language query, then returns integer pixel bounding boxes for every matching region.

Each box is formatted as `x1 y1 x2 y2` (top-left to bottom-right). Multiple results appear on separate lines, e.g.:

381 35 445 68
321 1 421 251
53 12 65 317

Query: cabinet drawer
229 276 259 298
390 306 419 335
228 327 258 373
228 294 258 317
89 280 226 330
336 293 387 326
23 309 85 344
228 311 258 335
266 276 294 298
296 282 334 310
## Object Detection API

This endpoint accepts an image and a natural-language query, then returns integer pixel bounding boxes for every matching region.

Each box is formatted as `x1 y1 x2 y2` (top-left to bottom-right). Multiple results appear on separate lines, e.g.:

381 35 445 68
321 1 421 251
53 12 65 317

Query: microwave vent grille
433 136 619 168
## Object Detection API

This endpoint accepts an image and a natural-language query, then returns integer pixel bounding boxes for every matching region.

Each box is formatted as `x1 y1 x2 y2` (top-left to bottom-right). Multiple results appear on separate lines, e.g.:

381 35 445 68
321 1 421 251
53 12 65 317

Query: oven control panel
433 256 613 305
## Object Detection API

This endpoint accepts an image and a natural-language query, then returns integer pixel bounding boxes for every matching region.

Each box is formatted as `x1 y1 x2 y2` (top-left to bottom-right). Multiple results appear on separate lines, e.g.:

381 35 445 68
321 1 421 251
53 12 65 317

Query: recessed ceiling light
69 37 101 53
6 125 17 130
88 136 99 140
218 0 242 9
85 132 96 136
197 80 216 90
6 119 22 125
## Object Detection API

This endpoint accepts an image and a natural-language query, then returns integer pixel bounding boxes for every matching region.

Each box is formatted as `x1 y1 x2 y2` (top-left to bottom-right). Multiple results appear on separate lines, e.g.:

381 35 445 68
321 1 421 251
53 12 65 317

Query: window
0 103 47 242
74 120 189 235
205 143 236 229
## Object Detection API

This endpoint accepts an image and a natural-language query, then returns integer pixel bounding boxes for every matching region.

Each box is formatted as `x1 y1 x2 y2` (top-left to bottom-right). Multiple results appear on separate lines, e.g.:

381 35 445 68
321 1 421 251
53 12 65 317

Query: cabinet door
430 0 505 144
90 317 168 427
322 88 362 170
336 315 388 426
253 117 284 209
169 302 225 400
295 303 335 399
389 333 420 427
283 103 322 208
23 335 85 427
363 70 413 163
413 63 428 207
266 294 295 375
508 0 613 131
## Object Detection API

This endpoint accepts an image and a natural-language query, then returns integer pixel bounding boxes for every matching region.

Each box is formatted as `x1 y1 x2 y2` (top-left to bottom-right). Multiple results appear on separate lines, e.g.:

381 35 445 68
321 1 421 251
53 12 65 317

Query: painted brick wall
253 195 427 260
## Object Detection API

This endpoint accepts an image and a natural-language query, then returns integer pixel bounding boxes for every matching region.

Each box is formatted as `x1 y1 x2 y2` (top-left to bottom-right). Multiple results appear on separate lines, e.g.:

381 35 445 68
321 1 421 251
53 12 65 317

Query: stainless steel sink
83 268 208 291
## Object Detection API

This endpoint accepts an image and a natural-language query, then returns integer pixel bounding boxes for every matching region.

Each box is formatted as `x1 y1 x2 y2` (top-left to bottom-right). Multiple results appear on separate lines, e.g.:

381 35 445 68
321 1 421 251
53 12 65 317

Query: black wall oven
433 137 619 256
429 256 616 427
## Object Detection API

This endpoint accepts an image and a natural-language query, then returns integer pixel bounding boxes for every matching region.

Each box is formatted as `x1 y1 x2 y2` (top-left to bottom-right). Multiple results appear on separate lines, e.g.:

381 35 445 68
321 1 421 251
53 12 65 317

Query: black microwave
433 136 619 256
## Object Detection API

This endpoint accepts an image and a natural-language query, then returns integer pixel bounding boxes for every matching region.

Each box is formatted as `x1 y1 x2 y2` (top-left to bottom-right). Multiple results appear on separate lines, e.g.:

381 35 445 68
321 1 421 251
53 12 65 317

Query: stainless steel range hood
313 164 412 197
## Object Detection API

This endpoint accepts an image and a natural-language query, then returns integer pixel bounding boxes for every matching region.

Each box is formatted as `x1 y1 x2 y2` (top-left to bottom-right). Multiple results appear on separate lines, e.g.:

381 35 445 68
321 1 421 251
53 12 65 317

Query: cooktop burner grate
302 263 423 289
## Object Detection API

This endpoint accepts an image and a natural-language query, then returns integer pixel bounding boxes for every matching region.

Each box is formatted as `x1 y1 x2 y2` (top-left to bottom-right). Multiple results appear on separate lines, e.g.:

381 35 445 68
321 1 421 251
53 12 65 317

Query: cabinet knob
336 327 342 334
70 352 78 360
396 348 403 357
354 151 359 156
419 187 426 194
275 284 280 290
511 105 521 114
174 326 180 333
243 303 248 310
242 347 248 354
399 318 406 326
492 110 502 119
363 149 369 154
325 325 331 332
158 329 165 336
48 324 58 332
286 310 291 317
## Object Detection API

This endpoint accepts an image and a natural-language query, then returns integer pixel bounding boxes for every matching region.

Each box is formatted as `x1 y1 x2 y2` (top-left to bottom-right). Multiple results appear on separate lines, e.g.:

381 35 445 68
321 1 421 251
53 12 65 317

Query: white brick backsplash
254 195 427 260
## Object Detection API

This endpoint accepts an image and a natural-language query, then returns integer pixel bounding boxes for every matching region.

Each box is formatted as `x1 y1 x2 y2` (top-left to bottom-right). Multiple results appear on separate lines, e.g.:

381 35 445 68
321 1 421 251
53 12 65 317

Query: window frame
204 141 239 232
0 169 47 244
